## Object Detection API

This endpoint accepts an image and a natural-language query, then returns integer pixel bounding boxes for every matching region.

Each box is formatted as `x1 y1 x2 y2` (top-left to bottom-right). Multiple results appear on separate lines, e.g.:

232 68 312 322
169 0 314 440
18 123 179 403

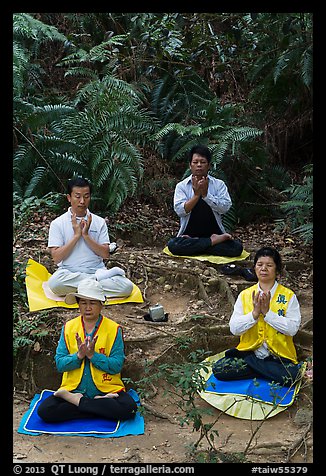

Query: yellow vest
59 315 125 393
236 283 298 363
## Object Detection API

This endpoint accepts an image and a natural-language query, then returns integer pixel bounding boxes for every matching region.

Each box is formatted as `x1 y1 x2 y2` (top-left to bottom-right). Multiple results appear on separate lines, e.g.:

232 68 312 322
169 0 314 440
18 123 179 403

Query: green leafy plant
134 344 245 462
13 256 50 356
247 13 313 108
57 81 157 212
14 30 158 212
275 164 313 242
13 12 312 223
13 253 28 308
13 13 67 100
13 309 50 357
13 192 65 243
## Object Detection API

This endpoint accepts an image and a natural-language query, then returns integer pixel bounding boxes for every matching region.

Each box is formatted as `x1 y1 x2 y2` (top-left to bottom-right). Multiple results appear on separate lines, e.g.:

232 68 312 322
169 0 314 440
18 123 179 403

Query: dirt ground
13 232 313 465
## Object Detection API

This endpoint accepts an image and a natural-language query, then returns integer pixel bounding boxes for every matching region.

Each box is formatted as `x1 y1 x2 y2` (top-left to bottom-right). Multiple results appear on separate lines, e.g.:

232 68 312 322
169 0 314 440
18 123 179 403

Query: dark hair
67 177 92 195
189 144 212 164
254 247 283 274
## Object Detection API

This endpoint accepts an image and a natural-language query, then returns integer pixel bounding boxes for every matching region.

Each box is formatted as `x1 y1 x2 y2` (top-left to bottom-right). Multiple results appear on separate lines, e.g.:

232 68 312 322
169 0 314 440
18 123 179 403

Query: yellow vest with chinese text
236 283 298 363
59 315 125 393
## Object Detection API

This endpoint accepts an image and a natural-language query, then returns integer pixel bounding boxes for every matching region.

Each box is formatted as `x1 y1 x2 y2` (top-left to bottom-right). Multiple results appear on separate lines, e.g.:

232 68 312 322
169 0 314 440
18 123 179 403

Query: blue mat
18 389 144 438
205 374 296 406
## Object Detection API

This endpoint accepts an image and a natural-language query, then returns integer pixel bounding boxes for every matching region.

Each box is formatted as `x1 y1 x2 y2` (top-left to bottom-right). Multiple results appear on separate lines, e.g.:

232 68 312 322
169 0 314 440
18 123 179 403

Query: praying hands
252 290 271 320
76 332 98 360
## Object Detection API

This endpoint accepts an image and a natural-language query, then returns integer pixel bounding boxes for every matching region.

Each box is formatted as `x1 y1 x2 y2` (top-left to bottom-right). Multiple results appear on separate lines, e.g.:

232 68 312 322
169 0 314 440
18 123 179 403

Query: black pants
37 390 138 422
167 236 243 257
212 348 302 387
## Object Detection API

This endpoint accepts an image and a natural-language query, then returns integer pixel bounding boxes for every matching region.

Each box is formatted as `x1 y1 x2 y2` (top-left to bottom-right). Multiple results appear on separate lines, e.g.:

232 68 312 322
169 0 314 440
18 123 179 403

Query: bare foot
94 393 119 399
210 233 232 246
54 389 83 406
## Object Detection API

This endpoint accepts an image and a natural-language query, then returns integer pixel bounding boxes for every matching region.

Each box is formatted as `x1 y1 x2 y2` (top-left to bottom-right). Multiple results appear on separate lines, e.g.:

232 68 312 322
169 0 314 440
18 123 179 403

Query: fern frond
292 223 313 242
222 127 263 143
301 46 313 89
153 122 216 142
13 41 29 97
209 142 229 167
58 49 90 67
24 166 47 198
153 123 189 140
13 13 67 43
150 71 215 124
275 166 313 242
25 104 76 131
74 75 141 109
88 35 128 62
273 49 294 84
222 205 238 233
48 151 86 174
64 67 98 80
59 35 128 68
247 55 274 83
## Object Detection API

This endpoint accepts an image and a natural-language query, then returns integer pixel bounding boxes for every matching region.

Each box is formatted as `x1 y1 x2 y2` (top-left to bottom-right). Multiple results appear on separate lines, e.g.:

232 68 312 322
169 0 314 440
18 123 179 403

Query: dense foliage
13 12 312 239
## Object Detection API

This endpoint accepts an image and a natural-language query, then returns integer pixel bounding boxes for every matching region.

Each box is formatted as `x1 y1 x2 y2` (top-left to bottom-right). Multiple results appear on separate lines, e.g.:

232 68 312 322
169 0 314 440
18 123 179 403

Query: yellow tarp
198 351 305 420
163 246 250 264
25 259 144 312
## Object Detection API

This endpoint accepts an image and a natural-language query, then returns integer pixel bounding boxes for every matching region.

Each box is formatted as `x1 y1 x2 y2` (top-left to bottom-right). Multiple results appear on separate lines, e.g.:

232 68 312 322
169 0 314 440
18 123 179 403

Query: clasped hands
192 175 208 197
76 332 98 360
71 212 92 237
252 290 271 320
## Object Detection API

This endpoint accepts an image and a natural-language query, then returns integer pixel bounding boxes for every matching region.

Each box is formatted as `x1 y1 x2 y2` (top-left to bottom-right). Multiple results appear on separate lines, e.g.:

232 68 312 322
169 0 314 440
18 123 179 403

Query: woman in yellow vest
212 247 302 386
37 279 137 422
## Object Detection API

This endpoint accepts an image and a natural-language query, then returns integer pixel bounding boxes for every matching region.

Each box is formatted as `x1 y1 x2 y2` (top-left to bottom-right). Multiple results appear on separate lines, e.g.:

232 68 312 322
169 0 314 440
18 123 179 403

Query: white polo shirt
48 208 110 273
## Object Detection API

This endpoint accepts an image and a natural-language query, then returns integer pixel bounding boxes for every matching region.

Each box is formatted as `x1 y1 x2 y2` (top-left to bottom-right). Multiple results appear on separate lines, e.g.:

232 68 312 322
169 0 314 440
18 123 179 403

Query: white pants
47 267 133 298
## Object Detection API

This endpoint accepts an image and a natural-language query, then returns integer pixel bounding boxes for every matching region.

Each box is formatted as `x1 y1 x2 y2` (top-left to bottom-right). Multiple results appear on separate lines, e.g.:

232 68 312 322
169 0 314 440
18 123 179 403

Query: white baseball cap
65 278 106 305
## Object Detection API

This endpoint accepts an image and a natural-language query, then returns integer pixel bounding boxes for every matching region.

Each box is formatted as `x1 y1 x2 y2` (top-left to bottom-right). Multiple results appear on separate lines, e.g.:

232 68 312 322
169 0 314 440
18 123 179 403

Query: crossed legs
212 349 302 386
47 268 133 298
167 234 243 257
37 390 137 422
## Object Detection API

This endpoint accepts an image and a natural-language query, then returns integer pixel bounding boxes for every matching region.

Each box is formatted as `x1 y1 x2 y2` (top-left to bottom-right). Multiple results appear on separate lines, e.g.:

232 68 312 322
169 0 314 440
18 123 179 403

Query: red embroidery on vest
102 373 112 382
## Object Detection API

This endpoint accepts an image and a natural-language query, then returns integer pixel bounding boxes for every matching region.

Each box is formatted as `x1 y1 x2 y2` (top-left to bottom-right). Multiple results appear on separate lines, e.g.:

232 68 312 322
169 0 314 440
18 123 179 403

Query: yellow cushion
25 259 143 312
163 246 250 265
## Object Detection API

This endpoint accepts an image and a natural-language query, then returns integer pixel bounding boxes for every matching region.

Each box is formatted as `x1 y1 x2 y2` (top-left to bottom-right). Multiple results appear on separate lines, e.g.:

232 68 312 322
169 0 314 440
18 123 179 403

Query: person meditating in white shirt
167 144 243 257
212 246 303 386
46 176 133 299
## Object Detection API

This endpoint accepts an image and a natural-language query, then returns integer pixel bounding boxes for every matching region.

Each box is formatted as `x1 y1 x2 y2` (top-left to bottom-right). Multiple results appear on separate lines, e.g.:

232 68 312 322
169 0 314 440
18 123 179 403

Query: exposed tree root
286 423 312 462
141 402 178 425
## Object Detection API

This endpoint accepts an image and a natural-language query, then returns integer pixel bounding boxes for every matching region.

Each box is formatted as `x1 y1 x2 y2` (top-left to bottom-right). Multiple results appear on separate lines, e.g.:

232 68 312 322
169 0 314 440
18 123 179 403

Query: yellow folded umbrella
25 259 143 312
198 351 306 420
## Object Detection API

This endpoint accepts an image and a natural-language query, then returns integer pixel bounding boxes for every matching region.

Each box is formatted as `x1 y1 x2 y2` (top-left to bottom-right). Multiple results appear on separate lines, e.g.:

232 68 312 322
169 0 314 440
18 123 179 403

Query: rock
294 408 313 426
207 267 218 277
207 278 220 288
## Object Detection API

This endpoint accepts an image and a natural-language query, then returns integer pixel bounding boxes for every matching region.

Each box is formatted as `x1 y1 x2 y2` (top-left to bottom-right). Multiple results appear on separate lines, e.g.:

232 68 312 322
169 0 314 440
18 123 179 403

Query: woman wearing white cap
37 279 137 422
